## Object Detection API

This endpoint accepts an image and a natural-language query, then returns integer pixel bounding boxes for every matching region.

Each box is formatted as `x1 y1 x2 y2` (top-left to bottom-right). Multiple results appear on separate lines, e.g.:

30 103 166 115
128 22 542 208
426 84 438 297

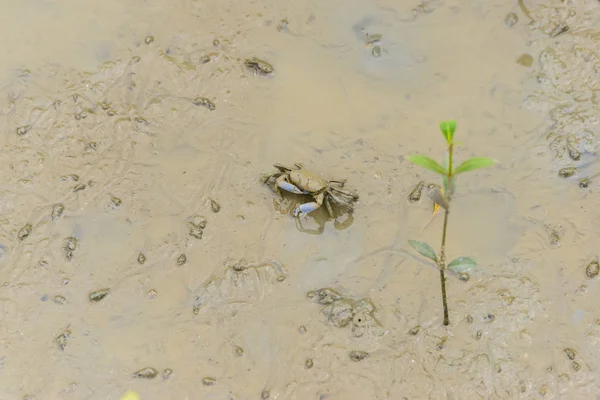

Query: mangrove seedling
406 120 496 326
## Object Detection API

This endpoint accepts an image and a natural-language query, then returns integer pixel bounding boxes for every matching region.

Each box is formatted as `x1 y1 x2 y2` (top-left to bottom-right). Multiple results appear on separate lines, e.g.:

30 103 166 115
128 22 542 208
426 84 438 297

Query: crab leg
328 179 346 187
324 196 334 218
329 186 359 200
293 192 325 217
261 171 283 184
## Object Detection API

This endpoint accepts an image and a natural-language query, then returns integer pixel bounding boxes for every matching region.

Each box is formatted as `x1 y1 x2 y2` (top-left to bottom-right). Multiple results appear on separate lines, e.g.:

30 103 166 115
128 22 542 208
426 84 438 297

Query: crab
261 163 359 218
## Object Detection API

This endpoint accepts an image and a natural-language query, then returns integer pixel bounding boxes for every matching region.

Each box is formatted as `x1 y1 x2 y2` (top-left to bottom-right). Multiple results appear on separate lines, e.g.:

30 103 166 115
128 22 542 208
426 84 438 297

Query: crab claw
277 181 306 195
293 202 320 217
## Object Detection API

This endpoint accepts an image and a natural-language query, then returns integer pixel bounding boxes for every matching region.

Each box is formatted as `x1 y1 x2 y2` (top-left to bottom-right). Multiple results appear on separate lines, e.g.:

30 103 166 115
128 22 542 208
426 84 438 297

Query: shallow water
2 0 600 399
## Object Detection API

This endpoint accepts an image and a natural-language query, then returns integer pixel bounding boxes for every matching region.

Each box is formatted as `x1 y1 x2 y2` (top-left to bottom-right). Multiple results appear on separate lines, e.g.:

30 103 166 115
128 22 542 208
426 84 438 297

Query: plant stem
439 208 450 325
439 141 453 326
448 143 454 175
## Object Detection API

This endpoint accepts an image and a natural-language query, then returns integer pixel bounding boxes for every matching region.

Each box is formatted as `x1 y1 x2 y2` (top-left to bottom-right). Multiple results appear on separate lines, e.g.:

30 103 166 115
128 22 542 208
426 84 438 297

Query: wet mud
2 0 600 399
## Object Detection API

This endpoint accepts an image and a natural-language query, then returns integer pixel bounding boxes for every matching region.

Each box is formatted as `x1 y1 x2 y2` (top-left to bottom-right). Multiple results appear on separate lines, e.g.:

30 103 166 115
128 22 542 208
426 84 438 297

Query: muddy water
1 0 600 398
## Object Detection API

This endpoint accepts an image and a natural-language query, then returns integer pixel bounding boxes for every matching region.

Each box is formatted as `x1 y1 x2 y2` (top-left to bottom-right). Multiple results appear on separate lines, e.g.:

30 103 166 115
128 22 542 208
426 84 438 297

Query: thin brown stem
440 208 450 325
440 141 453 326
439 269 448 325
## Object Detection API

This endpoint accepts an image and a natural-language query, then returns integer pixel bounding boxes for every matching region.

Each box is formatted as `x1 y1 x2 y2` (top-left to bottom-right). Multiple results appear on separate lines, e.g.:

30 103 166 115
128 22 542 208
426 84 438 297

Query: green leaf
408 240 437 262
453 157 497 175
406 155 447 176
439 120 457 144
447 256 477 273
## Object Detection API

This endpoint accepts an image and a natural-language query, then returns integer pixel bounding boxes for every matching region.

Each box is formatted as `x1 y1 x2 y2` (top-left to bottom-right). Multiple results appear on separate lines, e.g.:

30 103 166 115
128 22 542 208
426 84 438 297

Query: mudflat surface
1 0 600 398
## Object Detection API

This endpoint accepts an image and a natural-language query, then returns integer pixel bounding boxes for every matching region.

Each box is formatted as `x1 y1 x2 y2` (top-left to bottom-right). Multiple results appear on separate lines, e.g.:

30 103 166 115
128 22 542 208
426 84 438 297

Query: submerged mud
1 0 600 399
